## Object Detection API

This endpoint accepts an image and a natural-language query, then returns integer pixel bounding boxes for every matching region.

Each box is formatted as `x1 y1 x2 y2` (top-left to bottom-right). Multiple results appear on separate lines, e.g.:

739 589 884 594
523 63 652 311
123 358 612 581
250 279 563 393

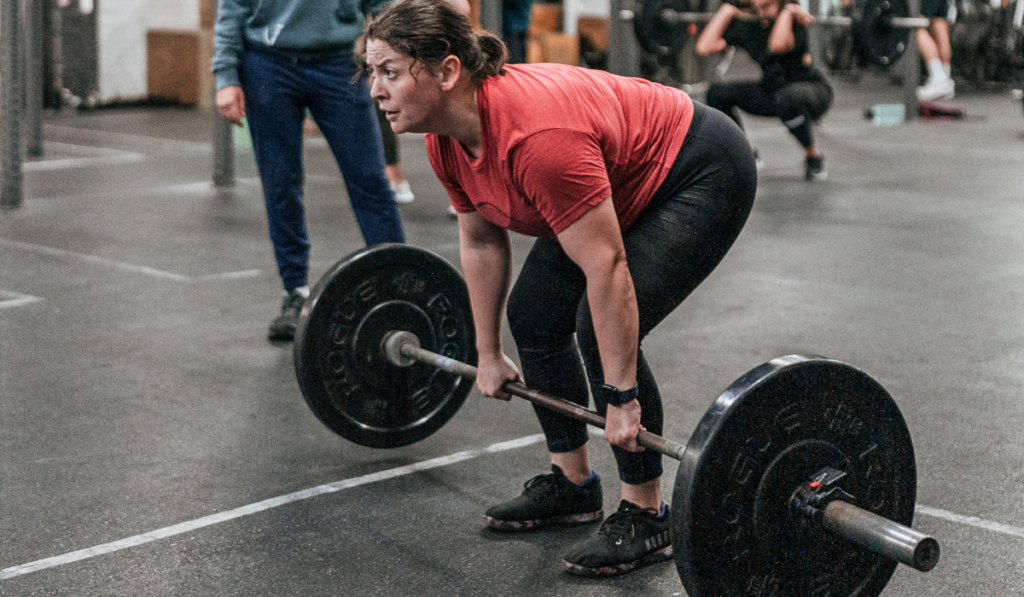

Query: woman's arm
556 197 644 452
696 3 741 55
457 210 522 401
768 4 814 53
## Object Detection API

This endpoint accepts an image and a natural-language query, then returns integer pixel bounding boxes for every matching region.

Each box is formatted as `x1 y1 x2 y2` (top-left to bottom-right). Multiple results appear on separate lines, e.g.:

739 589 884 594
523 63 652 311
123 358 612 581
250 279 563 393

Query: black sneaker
484 465 603 531
805 154 827 181
562 500 673 577
268 289 306 341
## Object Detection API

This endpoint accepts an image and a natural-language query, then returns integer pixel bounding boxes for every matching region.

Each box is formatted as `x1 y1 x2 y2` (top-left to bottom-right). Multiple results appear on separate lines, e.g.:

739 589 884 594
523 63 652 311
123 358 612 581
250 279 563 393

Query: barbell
635 0 927 66
293 243 940 596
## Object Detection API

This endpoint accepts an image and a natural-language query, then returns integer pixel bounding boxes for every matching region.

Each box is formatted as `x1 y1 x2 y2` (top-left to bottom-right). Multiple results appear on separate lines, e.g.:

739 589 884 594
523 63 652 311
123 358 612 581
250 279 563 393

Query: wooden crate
577 16 609 54
529 3 563 36
527 32 580 65
147 29 215 107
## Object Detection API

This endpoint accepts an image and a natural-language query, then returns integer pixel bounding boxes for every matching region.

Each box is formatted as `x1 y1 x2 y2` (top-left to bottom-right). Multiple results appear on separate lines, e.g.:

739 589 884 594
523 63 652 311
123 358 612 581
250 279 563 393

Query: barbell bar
382 329 939 573
293 243 940 596
658 9 930 29
634 0 922 66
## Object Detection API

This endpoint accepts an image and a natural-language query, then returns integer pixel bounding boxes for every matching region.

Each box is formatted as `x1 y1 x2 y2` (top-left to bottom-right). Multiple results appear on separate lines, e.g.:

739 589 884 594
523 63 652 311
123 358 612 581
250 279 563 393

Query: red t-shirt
426 63 694 237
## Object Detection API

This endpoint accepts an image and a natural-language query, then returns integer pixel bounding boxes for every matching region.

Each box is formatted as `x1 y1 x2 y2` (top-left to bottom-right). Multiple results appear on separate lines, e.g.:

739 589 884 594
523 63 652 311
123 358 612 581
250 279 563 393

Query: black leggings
505 103 757 485
705 80 833 149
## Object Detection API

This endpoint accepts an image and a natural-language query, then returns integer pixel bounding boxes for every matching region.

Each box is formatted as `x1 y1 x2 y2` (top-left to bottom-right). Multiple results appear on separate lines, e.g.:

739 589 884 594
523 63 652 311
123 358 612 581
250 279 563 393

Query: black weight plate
672 355 916 597
294 244 476 448
635 0 694 56
854 0 911 66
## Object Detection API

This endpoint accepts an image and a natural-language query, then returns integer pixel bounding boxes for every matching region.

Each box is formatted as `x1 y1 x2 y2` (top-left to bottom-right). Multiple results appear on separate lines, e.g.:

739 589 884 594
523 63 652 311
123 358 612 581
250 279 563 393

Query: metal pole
213 113 235 187
478 0 501 37
903 0 921 120
2 0 25 208
24 0 44 158
608 0 640 77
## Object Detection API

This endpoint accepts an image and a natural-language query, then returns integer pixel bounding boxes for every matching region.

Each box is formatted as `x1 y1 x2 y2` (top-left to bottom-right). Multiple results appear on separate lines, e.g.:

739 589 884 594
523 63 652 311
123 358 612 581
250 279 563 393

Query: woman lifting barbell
696 0 834 181
362 0 756 577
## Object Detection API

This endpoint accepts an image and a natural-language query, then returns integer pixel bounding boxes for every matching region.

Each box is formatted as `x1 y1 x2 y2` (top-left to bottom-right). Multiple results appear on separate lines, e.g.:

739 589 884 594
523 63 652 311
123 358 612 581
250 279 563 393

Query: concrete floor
2 67 1024 597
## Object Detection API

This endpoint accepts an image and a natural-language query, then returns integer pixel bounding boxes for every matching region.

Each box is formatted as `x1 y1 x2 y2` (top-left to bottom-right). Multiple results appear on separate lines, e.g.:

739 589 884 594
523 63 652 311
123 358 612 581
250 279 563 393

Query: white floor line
0 291 44 310
24 152 146 172
916 505 1024 539
0 434 546 581
42 125 212 154
0 238 261 283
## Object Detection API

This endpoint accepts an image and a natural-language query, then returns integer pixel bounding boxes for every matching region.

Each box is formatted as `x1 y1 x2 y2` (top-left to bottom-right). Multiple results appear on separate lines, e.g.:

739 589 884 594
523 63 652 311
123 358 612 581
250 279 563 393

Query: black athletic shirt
723 17 826 93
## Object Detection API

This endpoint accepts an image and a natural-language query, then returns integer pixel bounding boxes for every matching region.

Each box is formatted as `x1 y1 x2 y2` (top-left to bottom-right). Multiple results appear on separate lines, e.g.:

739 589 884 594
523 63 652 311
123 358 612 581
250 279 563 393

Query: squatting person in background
696 0 834 181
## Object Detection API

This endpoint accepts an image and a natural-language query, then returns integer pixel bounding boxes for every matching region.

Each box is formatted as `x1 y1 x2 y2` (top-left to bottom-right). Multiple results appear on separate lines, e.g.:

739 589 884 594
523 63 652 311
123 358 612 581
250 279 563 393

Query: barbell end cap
383 330 421 367
914 537 941 572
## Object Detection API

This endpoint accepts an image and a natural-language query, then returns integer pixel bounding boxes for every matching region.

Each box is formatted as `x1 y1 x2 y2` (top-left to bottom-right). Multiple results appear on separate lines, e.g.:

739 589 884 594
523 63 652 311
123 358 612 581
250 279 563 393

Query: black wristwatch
594 383 639 407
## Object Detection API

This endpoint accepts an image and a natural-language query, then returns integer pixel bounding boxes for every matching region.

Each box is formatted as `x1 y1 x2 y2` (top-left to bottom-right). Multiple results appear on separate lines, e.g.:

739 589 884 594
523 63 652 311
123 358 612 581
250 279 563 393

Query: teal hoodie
212 0 389 89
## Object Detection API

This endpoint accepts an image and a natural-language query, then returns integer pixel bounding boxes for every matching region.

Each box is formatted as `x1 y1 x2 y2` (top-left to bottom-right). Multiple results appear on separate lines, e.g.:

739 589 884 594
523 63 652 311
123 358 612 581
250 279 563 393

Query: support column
2 0 24 208
478 0 501 37
608 0 639 77
24 0 44 158
213 113 235 187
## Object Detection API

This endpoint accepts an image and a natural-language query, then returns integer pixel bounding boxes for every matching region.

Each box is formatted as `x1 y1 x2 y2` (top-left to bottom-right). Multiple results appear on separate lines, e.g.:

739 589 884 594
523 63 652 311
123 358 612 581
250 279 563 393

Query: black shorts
919 0 950 19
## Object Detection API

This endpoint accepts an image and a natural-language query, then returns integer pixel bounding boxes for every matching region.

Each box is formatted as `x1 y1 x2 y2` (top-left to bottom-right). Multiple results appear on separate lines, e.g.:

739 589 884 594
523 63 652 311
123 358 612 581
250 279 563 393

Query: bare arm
457 210 521 400
769 4 814 53
696 3 740 55
556 197 643 452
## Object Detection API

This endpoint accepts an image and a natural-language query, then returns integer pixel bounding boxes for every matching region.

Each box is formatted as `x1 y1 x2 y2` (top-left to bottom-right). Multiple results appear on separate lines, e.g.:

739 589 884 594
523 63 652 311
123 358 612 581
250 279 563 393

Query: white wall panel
98 0 200 101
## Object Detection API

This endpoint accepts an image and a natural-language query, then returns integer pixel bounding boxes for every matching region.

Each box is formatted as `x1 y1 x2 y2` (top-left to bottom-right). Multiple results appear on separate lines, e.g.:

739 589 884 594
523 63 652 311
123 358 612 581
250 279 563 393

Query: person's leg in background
705 80 774 170
773 81 833 181
916 0 955 100
375 103 415 204
241 49 314 341
306 54 405 247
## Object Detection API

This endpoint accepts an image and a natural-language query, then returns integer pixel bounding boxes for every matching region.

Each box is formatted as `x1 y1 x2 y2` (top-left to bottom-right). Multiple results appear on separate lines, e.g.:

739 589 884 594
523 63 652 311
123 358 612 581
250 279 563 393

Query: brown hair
363 0 508 83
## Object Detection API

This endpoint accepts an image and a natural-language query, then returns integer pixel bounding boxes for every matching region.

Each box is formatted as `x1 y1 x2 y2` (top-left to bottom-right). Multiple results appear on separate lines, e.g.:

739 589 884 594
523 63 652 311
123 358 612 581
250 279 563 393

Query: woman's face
751 0 781 21
366 39 446 135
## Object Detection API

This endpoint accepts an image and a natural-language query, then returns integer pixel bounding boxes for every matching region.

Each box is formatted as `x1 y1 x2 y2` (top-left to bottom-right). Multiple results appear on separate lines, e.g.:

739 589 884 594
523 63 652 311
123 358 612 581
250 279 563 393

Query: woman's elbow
695 39 721 55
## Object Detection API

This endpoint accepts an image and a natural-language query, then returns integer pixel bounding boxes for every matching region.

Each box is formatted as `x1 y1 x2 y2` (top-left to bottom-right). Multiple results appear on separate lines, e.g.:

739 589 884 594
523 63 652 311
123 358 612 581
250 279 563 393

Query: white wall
98 0 200 101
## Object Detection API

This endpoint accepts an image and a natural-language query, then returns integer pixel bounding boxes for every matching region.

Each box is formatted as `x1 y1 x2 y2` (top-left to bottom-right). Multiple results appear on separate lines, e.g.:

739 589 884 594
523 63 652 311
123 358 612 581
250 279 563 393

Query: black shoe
805 154 827 181
268 289 306 341
562 500 673 577
484 465 603 531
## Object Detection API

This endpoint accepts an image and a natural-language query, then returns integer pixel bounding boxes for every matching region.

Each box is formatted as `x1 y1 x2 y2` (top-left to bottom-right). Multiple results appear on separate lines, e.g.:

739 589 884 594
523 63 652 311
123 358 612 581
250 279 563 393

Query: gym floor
2 66 1023 596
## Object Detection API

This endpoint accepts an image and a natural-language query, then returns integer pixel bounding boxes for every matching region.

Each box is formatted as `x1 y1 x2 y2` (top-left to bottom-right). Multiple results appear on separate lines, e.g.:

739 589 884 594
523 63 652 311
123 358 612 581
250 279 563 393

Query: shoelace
522 473 560 500
598 510 638 544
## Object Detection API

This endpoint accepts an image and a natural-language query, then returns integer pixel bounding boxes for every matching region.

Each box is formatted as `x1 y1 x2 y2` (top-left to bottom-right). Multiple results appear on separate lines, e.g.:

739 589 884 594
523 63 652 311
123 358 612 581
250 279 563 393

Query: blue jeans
241 46 405 291
505 103 757 485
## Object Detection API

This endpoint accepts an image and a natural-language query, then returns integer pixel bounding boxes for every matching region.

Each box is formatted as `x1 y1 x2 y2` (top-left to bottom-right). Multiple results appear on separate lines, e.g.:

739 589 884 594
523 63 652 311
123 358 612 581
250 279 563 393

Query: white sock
927 58 947 84
943 63 951 78
293 285 310 298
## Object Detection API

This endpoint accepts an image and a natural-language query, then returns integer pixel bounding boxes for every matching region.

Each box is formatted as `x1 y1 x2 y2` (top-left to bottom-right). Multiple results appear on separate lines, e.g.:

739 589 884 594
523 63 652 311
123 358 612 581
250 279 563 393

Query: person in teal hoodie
213 0 406 342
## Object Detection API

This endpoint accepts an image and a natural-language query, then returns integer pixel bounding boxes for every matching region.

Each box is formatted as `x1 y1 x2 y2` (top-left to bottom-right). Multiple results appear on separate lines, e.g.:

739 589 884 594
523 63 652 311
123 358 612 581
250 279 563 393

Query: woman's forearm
459 221 513 358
